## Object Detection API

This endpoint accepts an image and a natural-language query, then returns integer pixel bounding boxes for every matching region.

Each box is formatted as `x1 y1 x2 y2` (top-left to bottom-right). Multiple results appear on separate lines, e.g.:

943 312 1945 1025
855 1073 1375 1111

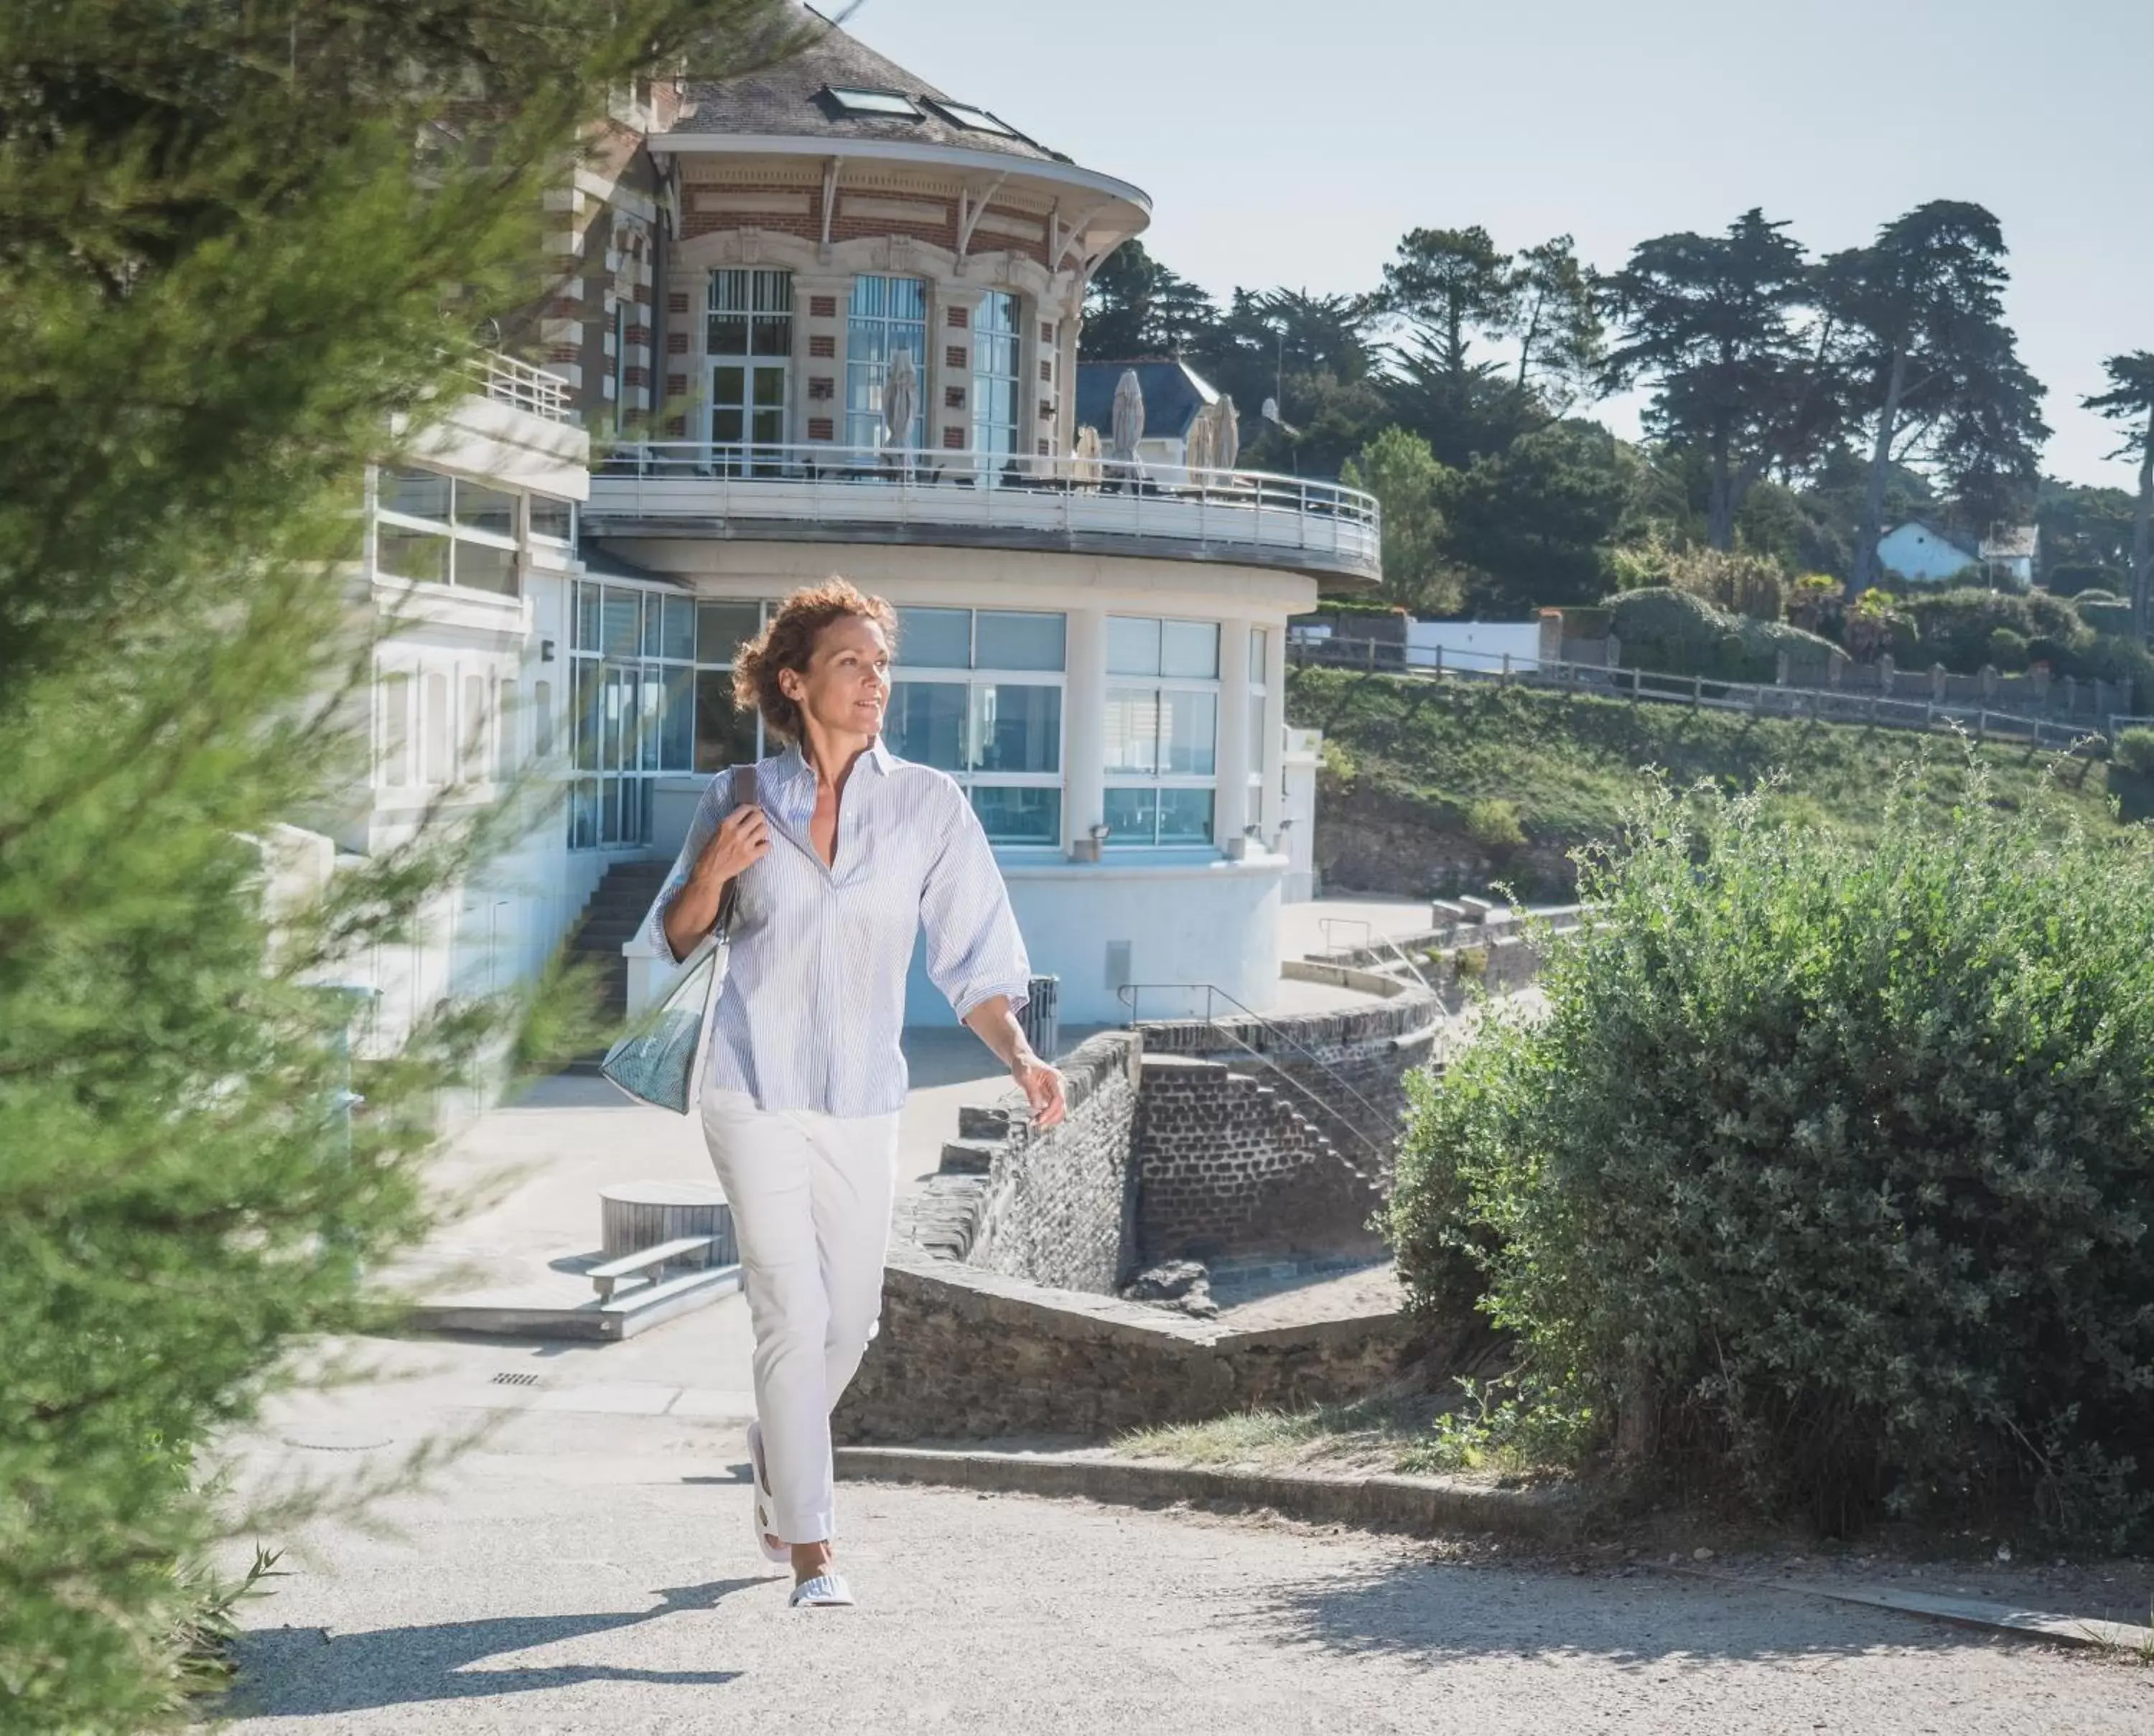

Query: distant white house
1980 525 2039 589
1876 522 1981 585
1876 521 2039 589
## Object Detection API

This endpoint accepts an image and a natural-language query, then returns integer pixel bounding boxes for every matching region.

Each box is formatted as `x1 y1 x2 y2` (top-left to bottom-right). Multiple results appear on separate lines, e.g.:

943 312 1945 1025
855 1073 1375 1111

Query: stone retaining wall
833 1254 1415 1442
963 1033 1141 1294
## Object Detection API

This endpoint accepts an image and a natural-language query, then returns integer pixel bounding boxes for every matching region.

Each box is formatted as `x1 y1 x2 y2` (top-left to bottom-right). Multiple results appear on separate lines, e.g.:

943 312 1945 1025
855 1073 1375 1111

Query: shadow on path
1247 1557 1980 1671
227 1576 774 1719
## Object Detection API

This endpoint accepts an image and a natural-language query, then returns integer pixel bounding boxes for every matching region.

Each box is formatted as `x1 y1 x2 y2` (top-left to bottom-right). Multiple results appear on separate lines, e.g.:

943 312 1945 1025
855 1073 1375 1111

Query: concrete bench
586 1235 721 1302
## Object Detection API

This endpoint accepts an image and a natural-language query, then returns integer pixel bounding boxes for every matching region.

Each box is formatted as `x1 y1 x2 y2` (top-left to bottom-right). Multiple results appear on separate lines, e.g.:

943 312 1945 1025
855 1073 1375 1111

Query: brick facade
1132 1057 1386 1264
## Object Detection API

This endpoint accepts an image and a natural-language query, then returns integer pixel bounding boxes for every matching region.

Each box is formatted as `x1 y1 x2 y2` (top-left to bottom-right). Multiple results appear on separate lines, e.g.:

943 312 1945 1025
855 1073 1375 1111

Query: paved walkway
223 1329 2153 1735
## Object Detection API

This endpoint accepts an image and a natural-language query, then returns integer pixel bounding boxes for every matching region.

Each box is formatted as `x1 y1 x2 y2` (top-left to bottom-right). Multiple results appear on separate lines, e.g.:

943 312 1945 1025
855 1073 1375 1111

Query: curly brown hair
732 578 898 743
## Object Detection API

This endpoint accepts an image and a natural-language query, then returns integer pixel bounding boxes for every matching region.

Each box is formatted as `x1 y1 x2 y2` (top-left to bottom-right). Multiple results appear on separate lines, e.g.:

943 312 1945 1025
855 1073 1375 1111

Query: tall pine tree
1822 201 2048 592
0 4 784 1728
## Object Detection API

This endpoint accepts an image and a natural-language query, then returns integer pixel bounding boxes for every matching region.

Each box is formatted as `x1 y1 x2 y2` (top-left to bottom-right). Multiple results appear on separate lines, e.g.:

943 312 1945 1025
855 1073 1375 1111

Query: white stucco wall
902 853 1288 1030
1404 620 1541 672
1878 524 1980 586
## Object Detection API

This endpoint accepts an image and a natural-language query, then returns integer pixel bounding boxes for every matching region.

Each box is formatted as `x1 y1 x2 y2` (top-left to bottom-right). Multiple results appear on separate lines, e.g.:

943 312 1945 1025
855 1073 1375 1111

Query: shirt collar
768 737 893 788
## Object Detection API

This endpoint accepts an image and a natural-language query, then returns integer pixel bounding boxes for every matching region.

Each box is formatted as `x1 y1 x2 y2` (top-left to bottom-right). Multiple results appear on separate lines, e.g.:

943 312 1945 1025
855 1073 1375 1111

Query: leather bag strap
714 763 757 938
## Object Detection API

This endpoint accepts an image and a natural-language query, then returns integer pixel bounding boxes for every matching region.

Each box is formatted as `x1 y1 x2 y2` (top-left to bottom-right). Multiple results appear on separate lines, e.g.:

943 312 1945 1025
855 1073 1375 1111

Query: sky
857 0 2151 492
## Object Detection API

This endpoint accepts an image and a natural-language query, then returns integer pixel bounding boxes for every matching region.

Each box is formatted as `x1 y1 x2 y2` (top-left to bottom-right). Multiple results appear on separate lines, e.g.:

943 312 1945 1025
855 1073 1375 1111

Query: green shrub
2079 597 2135 638
1463 797 1527 854
1902 588 2088 674
1608 587 1837 683
2115 729 2154 778
1987 626 2031 670
2047 564 2127 599
1389 771 2154 1541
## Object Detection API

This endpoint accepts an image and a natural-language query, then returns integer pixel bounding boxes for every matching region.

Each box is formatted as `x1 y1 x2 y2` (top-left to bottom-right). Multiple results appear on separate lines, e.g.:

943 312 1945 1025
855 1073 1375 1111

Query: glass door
709 359 788 476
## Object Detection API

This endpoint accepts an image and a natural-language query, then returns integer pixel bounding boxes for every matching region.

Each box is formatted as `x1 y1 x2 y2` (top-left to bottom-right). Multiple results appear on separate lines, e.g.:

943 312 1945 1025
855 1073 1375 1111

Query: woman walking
649 579 1065 1610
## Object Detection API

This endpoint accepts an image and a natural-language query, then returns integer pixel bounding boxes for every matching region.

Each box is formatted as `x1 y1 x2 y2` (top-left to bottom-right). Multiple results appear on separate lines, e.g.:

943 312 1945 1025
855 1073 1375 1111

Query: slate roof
1073 358 1219 442
668 2 1065 164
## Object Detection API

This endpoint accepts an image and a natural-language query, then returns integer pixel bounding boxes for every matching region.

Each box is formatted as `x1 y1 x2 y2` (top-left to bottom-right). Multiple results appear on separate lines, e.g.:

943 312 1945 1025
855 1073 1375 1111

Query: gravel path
225 1407 2153 1735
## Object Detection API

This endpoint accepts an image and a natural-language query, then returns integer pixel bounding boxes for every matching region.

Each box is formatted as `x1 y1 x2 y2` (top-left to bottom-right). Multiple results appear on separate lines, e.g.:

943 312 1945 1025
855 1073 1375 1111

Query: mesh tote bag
600 765 757 1114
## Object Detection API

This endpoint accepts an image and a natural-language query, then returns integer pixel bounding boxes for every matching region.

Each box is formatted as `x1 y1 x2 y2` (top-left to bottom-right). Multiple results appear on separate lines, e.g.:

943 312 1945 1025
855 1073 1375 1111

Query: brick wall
1132 1057 1385 1264
1137 989 1442 1175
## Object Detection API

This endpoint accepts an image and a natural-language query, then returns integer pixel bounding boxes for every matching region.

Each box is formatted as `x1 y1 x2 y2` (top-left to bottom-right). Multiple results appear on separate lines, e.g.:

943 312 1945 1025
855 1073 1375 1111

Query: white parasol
880 348 918 453
1109 368 1146 473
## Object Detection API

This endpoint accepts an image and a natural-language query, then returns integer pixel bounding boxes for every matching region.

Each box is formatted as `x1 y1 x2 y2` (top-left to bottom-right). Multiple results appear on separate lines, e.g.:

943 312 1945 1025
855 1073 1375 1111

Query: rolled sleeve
918 781 1031 1019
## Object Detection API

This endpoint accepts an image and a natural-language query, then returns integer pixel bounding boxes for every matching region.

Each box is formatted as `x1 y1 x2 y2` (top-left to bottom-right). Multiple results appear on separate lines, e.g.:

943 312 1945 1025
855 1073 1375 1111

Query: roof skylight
926 98 1019 137
823 85 923 120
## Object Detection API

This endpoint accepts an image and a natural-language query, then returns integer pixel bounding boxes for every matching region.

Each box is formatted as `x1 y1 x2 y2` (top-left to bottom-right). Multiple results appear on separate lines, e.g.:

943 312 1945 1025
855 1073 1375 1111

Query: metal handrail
586 439 1381 569
1198 1020 1395 1177
1114 980 1402 1163
466 351 569 422
1288 638 2118 751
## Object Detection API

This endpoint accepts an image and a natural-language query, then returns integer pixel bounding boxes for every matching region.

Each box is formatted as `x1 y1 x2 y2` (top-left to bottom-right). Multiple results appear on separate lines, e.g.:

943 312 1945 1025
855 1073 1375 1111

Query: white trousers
699 1088 901 1545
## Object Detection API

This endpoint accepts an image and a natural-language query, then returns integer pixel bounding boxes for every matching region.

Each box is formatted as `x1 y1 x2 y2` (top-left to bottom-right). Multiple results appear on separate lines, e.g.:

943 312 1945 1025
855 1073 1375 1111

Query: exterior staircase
567 858 671 1030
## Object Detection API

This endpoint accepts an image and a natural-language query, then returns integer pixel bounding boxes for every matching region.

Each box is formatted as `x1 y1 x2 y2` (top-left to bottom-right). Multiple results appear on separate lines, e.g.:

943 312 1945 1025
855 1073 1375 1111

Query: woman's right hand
691 803 772 890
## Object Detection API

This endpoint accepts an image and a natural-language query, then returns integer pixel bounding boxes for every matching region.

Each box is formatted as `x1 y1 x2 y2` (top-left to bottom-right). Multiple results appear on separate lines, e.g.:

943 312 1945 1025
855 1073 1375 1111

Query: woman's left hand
1012 1052 1067 1128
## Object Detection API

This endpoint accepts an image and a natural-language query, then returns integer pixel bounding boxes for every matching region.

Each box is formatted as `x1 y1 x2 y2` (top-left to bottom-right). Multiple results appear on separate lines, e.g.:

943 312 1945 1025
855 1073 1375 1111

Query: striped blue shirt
647 739 1032 1117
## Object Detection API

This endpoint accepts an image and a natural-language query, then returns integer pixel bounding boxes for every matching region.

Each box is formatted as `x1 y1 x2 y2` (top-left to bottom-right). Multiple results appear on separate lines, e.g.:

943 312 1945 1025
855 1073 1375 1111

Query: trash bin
1020 974 1060 1060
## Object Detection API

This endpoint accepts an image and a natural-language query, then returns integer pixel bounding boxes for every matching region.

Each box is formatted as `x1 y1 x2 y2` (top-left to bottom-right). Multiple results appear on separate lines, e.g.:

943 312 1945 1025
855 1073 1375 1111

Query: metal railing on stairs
1115 981 1398 1172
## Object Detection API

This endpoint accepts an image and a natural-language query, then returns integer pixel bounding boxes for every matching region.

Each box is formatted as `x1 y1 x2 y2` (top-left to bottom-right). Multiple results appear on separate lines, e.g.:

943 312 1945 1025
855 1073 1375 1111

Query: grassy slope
1287 666 2127 871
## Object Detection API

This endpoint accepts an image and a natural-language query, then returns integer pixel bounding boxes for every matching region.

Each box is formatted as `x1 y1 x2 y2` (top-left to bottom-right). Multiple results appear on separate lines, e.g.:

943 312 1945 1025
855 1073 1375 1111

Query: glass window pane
971 787 1060 846
455 540 516 596
887 681 967 770
1104 688 1160 775
641 594 664 657
1161 689 1217 775
573 662 601 770
696 600 763 666
1249 625 1269 686
574 582 600 651
895 607 971 669
661 668 694 770
376 526 450 585
970 683 1060 775
600 588 640 658
456 482 518 536
975 611 1064 671
569 777 599 849
1107 615 1161 676
531 495 574 541
1103 787 1157 846
381 467 450 522
638 667 667 770
1249 692 1267 773
1157 787 1215 845
695 668 759 772
847 274 928 450
653 595 692 662
1162 620 1220 679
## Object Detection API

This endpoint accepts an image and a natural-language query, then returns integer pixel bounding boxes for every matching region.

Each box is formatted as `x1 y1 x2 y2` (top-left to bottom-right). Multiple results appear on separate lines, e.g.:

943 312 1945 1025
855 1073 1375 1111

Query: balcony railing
466 351 571 423
584 442 1382 580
